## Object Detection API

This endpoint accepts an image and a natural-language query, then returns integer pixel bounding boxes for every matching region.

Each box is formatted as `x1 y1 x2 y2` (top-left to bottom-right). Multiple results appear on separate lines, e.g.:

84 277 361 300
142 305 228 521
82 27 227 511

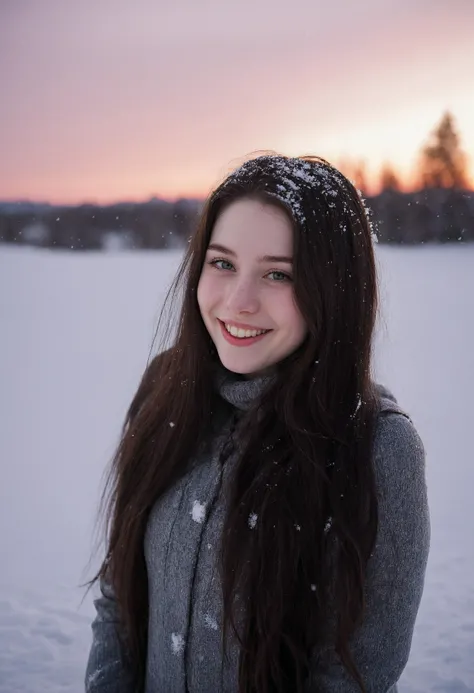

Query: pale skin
197 198 307 378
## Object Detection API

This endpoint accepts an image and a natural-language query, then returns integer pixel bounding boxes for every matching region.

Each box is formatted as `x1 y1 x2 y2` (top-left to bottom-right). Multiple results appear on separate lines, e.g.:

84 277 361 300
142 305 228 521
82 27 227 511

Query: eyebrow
207 243 293 264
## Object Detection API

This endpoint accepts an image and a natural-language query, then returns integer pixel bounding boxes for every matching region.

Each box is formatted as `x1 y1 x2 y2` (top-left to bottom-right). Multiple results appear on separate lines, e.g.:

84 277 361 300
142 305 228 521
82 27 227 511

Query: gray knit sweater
85 372 430 693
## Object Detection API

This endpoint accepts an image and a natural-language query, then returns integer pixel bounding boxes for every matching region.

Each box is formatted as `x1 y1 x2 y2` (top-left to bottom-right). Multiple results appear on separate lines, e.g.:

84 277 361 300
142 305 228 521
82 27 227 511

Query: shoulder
373 409 426 510
370 385 430 573
373 382 425 465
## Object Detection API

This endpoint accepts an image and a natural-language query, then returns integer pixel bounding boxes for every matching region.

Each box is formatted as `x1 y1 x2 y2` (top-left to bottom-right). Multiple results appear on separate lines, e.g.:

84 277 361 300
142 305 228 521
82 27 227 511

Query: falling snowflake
204 613 218 631
171 633 185 655
351 395 362 419
191 500 206 524
248 513 258 529
324 517 333 534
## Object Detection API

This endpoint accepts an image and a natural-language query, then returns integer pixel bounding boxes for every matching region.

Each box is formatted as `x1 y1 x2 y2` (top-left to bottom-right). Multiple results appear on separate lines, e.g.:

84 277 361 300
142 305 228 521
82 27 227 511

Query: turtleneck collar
214 365 274 412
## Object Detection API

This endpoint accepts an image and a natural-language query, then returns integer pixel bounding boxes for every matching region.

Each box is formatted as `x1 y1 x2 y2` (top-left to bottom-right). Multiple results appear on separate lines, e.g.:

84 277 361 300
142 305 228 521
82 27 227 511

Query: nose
225 277 260 315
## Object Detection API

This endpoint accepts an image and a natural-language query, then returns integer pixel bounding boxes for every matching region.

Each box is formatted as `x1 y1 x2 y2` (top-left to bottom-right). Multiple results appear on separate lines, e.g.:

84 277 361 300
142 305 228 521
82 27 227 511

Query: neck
214 364 274 411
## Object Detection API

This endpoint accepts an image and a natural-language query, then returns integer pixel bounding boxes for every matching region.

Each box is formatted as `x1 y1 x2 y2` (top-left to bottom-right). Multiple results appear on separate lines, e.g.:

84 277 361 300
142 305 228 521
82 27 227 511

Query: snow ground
0 245 473 692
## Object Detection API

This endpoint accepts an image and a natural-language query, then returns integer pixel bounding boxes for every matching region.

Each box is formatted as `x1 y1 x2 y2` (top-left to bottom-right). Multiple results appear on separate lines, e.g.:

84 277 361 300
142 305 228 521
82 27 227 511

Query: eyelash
207 258 292 282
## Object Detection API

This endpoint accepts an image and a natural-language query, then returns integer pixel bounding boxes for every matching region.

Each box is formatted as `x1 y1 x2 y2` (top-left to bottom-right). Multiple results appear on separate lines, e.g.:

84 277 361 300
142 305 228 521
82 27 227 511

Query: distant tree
439 189 474 242
379 163 401 192
417 111 470 189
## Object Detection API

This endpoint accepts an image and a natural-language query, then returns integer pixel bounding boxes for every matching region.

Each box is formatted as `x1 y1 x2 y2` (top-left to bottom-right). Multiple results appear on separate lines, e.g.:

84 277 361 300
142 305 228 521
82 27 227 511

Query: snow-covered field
0 244 473 692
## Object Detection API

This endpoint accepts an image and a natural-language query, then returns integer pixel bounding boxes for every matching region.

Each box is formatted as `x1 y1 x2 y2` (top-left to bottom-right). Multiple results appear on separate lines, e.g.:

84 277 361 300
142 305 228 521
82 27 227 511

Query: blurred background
1 0 474 248
1 1 473 692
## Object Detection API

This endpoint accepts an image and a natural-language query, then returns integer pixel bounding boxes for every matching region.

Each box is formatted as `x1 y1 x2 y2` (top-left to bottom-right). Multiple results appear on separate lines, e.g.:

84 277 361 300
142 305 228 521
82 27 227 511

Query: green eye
267 271 291 282
209 259 234 271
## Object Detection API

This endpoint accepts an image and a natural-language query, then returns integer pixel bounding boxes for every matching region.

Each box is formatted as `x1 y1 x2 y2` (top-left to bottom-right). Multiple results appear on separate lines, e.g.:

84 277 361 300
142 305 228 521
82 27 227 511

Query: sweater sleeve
305 412 431 692
85 576 137 693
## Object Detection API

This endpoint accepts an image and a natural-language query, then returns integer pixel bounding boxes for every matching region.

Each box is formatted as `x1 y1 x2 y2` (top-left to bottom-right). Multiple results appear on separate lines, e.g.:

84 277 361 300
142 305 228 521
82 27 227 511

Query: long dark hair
91 154 380 692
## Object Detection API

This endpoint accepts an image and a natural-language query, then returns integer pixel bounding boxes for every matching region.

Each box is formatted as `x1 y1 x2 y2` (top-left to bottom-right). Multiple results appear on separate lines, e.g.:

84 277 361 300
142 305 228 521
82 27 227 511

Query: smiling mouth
219 320 271 339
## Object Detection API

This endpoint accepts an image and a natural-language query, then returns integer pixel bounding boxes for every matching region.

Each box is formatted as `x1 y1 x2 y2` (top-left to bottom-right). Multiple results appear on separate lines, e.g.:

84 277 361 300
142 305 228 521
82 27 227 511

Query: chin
220 360 252 375
219 355 274 378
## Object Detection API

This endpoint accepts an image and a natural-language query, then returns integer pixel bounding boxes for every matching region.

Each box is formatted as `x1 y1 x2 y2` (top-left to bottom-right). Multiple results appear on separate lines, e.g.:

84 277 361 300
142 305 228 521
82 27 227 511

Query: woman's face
197 198 307 378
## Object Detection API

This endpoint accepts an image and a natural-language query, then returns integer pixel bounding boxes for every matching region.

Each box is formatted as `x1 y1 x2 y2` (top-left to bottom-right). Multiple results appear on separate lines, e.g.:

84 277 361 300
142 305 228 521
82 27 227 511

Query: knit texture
85 371 430 693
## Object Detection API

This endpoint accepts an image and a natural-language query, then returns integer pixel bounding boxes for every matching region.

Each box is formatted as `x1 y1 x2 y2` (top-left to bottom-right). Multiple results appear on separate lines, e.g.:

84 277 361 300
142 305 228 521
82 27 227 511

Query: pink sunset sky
1 0 473 204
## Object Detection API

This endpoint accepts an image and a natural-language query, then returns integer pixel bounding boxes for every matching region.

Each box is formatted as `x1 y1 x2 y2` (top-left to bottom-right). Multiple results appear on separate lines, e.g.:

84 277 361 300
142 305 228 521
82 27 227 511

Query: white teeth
224 323 267 339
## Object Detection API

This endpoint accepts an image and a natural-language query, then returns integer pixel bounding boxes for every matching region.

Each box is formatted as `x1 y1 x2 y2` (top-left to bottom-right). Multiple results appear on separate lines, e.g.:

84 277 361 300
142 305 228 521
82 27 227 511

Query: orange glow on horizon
1 156 472 206
2 1 473 206
0 0 474 205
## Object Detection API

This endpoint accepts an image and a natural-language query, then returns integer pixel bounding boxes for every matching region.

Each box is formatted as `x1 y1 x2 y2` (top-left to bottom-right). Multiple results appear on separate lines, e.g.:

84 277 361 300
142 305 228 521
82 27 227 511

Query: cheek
294 306 307 338
277 293 306 330
296 315 307 340
196 276 205 316
197 273 215 316
286 304 307 344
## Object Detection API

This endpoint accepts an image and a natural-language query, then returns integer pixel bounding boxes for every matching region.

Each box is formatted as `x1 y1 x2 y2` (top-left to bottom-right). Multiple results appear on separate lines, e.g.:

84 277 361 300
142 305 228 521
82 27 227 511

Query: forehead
210 198 293 254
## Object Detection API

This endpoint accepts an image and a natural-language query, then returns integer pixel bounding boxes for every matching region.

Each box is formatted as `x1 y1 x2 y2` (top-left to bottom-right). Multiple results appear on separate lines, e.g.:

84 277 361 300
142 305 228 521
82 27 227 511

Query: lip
218 319 271 347
220 318 270 332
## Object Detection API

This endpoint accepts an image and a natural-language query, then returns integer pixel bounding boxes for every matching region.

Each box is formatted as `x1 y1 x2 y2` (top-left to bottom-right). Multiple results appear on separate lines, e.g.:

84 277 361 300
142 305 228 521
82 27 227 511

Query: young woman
85 155 430 693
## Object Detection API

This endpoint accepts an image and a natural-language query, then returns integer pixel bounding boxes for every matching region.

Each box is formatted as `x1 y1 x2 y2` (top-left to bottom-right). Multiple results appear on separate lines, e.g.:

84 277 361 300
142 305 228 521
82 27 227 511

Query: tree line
1 112 473 250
